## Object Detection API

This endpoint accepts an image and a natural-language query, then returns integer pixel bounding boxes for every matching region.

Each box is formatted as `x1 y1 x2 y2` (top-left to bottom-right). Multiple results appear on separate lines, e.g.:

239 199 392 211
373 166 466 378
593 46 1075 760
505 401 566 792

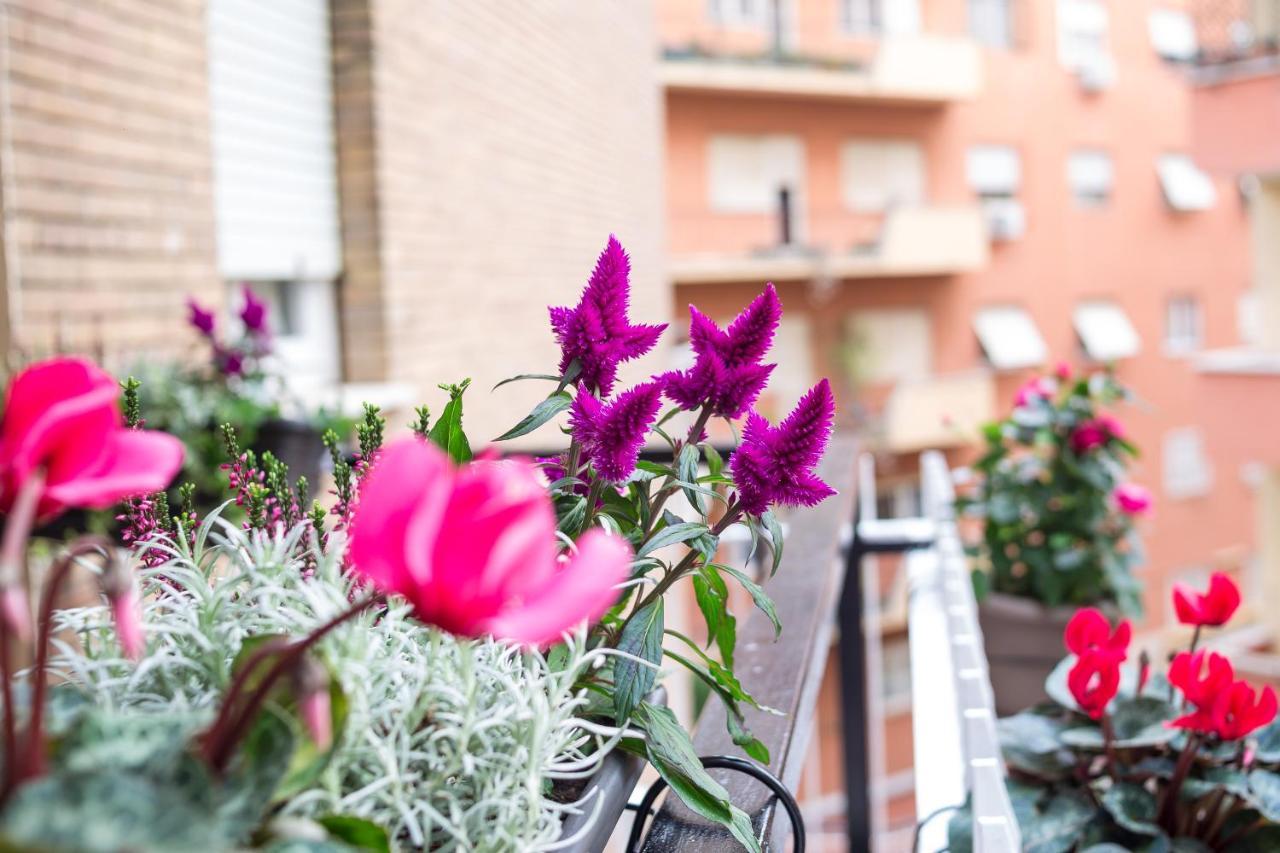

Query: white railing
859 451 1020 852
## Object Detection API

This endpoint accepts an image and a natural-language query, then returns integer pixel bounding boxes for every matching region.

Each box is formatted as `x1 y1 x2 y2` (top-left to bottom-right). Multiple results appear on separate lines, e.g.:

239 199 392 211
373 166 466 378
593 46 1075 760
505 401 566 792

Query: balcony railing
625 440 1018 851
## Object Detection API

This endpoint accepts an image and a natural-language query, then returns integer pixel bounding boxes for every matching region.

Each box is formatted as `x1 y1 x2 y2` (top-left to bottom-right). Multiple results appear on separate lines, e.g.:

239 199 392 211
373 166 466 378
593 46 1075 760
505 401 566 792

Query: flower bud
292 655 332 750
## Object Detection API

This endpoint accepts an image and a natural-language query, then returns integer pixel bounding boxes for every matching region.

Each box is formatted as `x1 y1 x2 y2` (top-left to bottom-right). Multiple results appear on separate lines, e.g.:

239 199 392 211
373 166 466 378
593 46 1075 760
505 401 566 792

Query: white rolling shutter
207 0 342 281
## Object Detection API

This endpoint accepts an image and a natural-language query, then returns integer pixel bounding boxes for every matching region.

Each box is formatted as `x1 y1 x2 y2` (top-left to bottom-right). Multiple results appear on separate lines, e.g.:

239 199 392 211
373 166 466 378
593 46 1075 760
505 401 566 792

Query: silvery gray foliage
49 507 631 851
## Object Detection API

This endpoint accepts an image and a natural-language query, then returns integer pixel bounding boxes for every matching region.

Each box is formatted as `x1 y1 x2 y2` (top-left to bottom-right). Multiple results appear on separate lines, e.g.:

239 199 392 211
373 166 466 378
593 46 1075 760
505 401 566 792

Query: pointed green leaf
494 391 571 442
614 601 664 721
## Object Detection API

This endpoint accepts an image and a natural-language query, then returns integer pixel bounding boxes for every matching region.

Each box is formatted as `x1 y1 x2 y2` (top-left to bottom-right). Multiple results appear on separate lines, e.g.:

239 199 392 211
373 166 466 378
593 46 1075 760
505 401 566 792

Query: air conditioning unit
983 198 1026 242
1076 55 1116 93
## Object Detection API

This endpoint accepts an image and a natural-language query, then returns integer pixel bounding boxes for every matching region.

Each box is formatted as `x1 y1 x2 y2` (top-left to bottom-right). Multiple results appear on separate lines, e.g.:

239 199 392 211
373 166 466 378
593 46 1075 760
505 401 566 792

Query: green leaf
1254 719 1280 763
491 373 563 391
1226 825 1280 853
761 510 784 576
494 390 571 442
634 703 762 853
614 601 664 721
1249 769 1280 821
317 815 392 852
704 443 724 478
1021 789 1097 852
716 564 781 640
725 710 770 764
1100 782 1161 837
678 444 706 514
637 521 710 558
428 379 473 462
557 497 588 536
998 710 1070 755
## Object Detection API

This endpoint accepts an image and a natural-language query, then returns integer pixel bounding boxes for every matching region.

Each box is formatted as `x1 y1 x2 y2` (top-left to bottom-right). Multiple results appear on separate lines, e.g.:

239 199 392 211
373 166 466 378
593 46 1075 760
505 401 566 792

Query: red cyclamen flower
1063 607 1131 660
1168 650 1236 733
662 283 782 418
570 382 663 483
1212 680 1278 741
1068 649 1122 719
1114 483 1152 516
729 379 837 517
1173 572 1241 628
1070 415 1124 453
548 235 666 397
347 438 631 646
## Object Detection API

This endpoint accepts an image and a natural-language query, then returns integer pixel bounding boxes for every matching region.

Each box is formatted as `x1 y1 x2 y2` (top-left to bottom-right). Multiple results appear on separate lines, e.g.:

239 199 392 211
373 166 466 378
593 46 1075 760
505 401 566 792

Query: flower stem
581 479 606 531
1189 625 1203 655
200 594 382 773
1159 732 1202 828
17 537 112 789
0 470 42 800
641 404 715 540
1101 714 1119 778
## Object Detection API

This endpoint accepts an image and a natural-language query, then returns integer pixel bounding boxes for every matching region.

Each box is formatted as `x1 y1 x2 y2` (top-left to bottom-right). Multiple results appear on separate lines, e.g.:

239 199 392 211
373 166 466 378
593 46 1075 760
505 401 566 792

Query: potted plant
960 366 1151 715
950 572 1280 851
0 235 838 850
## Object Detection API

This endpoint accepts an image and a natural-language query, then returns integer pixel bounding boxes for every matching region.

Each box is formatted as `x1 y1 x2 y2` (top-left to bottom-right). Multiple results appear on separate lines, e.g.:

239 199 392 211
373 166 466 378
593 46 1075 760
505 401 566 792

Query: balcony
878 370 996 453
669 206 989 285
661 35 983 104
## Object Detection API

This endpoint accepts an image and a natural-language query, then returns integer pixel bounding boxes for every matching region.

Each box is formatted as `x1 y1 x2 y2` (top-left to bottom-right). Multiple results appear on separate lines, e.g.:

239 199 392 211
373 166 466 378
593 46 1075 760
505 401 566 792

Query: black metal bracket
624 755 806 853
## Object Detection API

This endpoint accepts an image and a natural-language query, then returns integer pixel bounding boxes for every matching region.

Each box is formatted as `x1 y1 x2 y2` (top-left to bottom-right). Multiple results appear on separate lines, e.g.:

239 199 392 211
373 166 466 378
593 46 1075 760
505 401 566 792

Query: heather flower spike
730 378 837 516
570 382 663 482
663 283 782 418
187 299 216 337
240 285 268 333
549 236 666 396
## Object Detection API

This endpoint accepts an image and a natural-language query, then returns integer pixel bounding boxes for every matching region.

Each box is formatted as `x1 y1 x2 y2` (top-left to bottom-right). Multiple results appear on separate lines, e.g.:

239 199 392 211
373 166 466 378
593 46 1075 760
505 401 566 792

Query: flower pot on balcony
978 592 1076 717
254 417 326 500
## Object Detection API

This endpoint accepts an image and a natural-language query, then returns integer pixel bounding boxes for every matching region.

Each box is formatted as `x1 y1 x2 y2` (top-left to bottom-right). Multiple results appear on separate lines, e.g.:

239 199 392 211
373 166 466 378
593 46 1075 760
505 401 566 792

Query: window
709 0 766 27
969 0 1015 49
840 140 925 212
244 280 342 392
1067 149 1114 207
967 145 1026 240
1149 9 1197 61
846 309 932 384
1073 300 1141 361
707 135 805 216
1163 427 1213 499
973 306 1047 370
1057 0 1111 71
839 0 882 35
1165 295 1203 354
1158 155 1217 212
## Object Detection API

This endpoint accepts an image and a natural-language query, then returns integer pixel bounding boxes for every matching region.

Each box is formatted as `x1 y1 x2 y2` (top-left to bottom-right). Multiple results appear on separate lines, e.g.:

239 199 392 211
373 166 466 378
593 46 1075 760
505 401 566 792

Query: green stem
581 479 606 531
641 405 715 540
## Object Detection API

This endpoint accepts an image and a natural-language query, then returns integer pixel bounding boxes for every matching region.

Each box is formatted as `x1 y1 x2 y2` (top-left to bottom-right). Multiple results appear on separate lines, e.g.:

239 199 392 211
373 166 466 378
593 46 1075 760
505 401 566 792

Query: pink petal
0 358 120 483
43 429 183 511
484 530 630 647
349 438 452 596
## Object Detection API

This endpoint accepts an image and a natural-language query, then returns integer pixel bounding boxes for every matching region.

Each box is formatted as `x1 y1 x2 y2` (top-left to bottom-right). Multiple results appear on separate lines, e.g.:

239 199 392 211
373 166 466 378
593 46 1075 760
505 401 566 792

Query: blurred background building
1 0 1279 848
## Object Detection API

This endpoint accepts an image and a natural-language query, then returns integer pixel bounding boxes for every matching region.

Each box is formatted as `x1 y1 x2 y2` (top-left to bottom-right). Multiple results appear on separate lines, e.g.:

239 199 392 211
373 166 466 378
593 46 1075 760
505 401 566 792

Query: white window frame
708 0 768 28
1067 149 1114 208
242 279 342 392
1164 294 1204 355
1149 8 1198 61
1163 427 1213 500
839 0 883 35
969 0 1016 49
840 139 926 213
1057 0 1111 71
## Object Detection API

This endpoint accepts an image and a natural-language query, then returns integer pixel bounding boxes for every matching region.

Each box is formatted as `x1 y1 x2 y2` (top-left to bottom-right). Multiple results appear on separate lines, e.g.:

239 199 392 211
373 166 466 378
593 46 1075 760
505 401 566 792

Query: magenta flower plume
730 378 837 516
663 283 781 418
570 382 663 482
239 285 268 333
549 236 666 396
348 438 631 646
187 299 216 337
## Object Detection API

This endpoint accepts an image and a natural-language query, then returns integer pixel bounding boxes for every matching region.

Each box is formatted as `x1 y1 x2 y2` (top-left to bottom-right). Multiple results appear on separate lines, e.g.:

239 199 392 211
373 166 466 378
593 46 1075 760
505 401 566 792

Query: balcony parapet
661 36 983 104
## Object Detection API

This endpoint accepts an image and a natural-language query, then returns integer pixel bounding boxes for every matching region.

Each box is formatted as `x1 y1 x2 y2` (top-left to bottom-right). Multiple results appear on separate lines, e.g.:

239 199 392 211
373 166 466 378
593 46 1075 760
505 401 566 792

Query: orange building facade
656 0 1258 843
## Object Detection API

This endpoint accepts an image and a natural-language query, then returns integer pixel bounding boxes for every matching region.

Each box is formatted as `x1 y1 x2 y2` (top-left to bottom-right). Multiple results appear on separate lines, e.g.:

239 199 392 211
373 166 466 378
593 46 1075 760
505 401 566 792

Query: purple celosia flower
549 236 666 396
570 381 663 482
240 285 268 333
187 299 216 337
730 378 837 516
662 283 781 418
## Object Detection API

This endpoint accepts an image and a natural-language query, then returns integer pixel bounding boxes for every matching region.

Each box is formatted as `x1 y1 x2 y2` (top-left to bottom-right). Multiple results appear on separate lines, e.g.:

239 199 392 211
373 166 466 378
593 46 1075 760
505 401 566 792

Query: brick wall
0 0 221 370
333 0 667 442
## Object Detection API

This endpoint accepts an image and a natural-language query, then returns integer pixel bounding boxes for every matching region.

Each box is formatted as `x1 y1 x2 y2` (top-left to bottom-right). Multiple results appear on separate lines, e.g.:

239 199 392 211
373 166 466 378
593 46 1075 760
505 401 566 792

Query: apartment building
655 0 1254 842
0 0 666 440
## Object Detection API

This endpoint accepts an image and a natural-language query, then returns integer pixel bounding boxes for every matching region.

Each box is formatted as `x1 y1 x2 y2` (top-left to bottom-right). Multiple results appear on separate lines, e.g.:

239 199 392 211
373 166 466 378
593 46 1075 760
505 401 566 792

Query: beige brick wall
0 0 221 370
334 0 667 444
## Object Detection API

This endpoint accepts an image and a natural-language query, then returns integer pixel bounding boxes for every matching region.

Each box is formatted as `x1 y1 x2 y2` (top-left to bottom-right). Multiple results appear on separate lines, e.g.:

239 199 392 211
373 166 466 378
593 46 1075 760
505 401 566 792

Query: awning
1073 300 1141 361
973 306 1047 370
1158 155 1217 212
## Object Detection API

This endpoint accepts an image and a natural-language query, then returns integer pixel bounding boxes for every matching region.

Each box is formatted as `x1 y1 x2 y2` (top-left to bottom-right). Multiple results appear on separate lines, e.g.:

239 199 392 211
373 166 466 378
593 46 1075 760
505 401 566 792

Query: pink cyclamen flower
1054 360 1073 381
1114 483 1152 516
1014 376 1056 407
662 283 781 419
1168 650 1235 733
730 379 837 517
548 235 666 396
1213 680 1278 741
0 358 184 520
1070 415 1124 453
570 382 663 482
348 438 631 646
1068 648 1122 720
187 299 216 337
1063 607 1131 660
239 286 268 333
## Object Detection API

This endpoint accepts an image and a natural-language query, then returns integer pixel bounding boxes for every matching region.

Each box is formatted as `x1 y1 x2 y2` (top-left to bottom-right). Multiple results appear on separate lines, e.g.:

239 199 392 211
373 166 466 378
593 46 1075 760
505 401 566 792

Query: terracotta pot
978 593 1077 717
